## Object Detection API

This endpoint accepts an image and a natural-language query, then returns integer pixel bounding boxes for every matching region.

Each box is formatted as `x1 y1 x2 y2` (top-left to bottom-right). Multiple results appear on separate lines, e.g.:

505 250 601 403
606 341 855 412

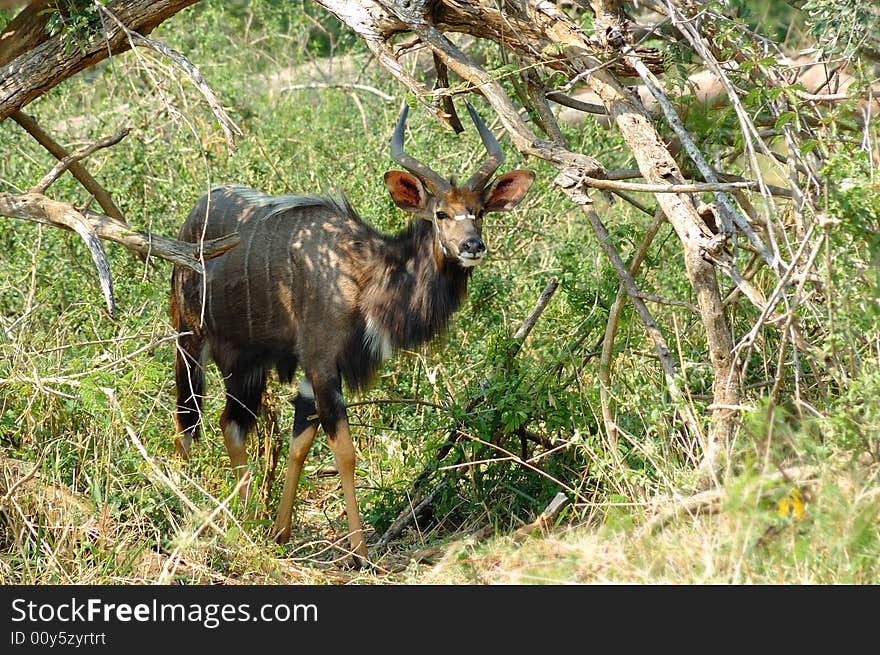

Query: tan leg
222 419 254 513
174 434 192 459
272 424 318 544
326 420 368 563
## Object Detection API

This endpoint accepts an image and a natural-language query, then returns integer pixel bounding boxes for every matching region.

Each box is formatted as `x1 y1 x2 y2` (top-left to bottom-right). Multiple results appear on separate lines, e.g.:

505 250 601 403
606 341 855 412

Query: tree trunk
0 0 200 120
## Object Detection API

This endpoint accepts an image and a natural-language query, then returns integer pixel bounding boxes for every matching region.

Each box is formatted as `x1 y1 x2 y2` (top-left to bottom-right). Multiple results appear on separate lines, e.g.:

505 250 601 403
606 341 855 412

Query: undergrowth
0 0 877 584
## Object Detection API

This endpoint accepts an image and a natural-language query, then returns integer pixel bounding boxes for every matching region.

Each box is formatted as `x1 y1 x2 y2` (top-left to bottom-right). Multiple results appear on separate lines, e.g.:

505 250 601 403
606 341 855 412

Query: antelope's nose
460 237 486 257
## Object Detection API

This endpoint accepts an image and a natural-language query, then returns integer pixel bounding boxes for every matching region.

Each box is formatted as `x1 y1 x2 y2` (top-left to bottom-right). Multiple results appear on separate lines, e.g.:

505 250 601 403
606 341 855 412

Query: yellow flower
777 489 804 519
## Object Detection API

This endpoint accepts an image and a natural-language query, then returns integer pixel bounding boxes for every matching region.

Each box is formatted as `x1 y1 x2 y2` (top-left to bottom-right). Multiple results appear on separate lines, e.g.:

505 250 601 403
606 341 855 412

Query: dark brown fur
171 185 474 440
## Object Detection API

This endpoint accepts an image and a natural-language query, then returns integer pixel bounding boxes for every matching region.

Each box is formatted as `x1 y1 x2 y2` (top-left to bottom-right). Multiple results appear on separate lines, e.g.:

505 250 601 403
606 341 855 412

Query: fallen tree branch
0 193 238 270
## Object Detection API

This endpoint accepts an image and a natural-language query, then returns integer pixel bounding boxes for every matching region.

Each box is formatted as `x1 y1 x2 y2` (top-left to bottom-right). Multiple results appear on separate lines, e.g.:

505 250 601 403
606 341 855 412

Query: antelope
170 102 534 563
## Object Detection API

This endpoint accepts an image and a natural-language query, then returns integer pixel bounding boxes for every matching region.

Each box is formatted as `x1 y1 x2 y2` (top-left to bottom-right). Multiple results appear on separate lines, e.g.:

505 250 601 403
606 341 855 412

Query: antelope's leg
171 288 205 459
273 384 319 544
325 419 368 563
220 414 255 511
313 377 369 564
219 364 268 514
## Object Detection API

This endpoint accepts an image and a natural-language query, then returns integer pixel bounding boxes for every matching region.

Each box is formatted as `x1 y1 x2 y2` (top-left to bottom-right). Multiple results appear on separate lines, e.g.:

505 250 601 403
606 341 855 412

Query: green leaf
775 111 797 130
799 139 820 156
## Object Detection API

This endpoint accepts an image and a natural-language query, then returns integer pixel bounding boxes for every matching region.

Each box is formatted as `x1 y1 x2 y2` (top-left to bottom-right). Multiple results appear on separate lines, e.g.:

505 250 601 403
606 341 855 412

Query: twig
12 111 125 219
281 82 394 102
586 207 703 445
96 3 242 153
345 397 447 411
157 474 253 584
432 53 463 132
375 483 446 551
31 128 130 194
0 445 49 507
609 188 654 215
622 46 781 271
580 174 793 197
634 291 700 312
438 436 584 498
513 278 560 344
603 167 794 198
732 223 820 355
524 70 568 145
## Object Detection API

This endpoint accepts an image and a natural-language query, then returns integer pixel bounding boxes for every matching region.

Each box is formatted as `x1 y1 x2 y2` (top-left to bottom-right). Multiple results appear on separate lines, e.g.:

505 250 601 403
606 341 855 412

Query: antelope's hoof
173 437 190 460
272 525 291 545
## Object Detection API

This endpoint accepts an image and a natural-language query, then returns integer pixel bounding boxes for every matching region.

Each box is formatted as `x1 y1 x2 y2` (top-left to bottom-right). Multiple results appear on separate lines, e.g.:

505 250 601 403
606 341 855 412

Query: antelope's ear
385 171 429 212
482 170 535 212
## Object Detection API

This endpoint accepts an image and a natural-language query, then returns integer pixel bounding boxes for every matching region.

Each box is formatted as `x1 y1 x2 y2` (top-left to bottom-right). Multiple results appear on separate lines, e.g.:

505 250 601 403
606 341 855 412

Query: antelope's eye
435 211 449 220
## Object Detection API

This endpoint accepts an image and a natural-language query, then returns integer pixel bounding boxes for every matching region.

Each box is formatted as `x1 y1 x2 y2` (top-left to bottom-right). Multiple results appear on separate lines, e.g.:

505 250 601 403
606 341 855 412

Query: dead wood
0 192 239 276
31 127 131 194
11 111 125 219
513 492 571 542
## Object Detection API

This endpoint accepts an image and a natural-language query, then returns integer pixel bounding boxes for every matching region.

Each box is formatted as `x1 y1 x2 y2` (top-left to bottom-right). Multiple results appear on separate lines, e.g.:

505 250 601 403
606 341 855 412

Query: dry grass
3 435 877 585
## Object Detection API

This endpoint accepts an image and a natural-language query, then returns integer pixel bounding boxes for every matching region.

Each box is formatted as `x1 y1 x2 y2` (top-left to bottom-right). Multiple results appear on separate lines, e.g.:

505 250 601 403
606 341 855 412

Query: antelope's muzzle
458 237 486 267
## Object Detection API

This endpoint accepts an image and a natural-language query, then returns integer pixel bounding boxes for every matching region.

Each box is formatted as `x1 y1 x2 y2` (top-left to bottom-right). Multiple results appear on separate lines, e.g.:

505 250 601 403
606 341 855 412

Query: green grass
1 0 878 584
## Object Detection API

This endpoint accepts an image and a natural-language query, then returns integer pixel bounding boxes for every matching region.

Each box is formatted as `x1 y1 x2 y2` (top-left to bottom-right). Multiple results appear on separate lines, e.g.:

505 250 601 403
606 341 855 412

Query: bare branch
599 207 666 449
67 208 116 317
580 175 794 197
95 3 242 154
0 0 201 121
280 82 395 102
621 48 779 270
584 206 704 447
11 111 125 219
0 192 239 272
31 127 131 194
